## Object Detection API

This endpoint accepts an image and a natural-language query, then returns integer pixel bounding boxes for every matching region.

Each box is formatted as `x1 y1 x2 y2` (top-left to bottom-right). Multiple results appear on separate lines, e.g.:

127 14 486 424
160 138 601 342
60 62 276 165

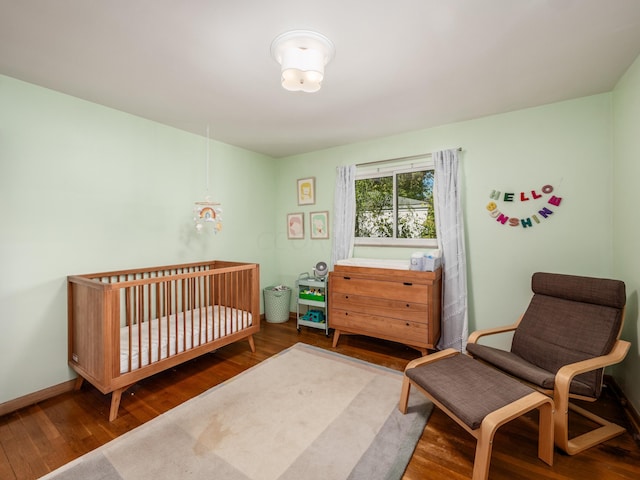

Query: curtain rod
356 147 462 167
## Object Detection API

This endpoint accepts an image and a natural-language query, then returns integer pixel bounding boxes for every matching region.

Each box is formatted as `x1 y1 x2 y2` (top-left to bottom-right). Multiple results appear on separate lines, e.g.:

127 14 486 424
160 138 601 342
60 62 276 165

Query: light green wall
3 68 638 417
0 75 277 405
612 54 640 413
276 94 615 350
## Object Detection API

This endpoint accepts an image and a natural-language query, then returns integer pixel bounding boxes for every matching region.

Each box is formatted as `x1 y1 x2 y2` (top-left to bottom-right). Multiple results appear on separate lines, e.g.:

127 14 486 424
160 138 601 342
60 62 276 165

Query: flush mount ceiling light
270 30 335 93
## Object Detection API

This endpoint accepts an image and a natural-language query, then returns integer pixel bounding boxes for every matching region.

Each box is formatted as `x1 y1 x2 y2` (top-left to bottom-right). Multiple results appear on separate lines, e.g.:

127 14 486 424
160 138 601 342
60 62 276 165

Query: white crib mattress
120 305 252 373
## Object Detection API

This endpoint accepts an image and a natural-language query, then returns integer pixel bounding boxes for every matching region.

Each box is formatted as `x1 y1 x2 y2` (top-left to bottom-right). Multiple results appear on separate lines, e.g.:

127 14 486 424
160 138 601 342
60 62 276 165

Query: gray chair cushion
406 354 534 430
465 343 595 397
530 271 625 309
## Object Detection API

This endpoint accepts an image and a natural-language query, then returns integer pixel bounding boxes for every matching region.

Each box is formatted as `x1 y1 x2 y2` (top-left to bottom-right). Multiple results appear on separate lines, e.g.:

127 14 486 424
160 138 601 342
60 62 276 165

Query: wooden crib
68 260 260 421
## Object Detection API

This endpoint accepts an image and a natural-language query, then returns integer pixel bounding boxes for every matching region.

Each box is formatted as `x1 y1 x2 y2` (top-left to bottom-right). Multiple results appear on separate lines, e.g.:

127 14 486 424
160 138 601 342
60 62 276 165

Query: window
355 159 437 247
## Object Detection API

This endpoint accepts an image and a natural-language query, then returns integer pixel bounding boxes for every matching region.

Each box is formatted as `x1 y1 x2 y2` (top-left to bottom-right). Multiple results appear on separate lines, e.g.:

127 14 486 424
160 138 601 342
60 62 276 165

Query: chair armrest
403 348 459 372
467 315 523 345
554 340 631 399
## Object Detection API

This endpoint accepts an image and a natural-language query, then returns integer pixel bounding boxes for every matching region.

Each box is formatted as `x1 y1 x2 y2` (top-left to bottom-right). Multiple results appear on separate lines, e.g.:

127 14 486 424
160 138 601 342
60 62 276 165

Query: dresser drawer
330 292 429 323
330 308 431 346
330 275 429 303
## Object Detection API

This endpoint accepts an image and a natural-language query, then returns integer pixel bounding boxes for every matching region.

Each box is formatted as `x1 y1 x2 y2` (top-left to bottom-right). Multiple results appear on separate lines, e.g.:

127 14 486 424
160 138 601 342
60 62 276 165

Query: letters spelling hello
486 185 563 228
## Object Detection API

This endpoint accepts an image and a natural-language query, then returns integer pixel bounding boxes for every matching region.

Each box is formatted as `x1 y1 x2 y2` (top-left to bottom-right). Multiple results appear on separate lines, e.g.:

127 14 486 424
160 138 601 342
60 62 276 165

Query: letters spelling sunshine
486 185 563 228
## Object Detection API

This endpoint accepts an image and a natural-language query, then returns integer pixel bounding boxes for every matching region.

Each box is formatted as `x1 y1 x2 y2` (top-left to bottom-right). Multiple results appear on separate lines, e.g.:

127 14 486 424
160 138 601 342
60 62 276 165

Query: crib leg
247 335 256 353
109 388 125 422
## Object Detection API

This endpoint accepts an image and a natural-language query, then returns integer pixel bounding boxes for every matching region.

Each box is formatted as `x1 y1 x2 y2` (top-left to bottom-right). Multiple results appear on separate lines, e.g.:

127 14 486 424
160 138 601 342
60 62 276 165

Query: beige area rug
40 343 432 480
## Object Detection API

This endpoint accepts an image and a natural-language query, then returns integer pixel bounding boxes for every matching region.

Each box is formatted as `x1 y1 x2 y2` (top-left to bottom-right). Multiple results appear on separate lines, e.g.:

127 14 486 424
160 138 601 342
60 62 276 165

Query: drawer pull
406 304 410 308
343 276 351 280
403 282 413 286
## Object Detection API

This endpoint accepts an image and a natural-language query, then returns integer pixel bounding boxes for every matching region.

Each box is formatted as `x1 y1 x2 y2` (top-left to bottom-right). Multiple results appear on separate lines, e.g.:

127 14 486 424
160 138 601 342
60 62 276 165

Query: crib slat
196 275 203 347
125 284 135 373
151 281 158 367
145 282 150 369
180 277 185 354
159 280 166 363
173 275 177 352
139 284 145 370
224 271 229 335
208 274 214 343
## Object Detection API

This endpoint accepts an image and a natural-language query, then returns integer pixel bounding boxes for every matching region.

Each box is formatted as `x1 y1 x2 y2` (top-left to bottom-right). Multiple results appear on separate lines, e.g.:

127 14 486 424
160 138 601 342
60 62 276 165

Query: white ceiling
2 0 640 158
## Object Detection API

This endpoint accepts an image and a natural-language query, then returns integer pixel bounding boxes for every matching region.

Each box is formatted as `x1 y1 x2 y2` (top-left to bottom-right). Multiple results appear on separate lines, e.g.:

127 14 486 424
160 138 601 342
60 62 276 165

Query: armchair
467 272 630 455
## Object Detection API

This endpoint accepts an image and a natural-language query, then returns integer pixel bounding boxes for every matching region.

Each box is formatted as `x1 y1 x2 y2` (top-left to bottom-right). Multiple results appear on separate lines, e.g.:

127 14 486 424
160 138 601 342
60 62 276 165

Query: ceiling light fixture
270 30 335 93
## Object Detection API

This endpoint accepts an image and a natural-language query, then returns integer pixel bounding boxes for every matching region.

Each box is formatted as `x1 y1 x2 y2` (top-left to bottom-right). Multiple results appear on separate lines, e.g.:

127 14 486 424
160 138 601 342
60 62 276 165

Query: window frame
354 158 438 248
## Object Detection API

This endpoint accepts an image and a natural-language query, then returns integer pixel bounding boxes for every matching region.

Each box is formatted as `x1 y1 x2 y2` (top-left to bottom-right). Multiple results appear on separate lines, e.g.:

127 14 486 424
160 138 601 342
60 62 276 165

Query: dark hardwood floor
2 320 639 479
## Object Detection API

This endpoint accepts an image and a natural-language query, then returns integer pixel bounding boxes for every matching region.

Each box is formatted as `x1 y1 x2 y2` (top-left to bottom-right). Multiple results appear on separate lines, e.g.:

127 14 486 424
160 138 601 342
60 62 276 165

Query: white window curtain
433 149 469 352
330 164 356 268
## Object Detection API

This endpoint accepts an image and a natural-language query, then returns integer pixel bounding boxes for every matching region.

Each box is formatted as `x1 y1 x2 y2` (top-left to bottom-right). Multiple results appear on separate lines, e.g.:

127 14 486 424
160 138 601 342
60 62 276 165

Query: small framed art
297 177 315 205
287 212 304 239
310 211 329 239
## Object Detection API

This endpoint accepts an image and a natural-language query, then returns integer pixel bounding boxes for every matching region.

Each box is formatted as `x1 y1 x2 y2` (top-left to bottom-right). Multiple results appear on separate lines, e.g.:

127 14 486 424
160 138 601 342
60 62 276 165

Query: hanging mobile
193 125 223 233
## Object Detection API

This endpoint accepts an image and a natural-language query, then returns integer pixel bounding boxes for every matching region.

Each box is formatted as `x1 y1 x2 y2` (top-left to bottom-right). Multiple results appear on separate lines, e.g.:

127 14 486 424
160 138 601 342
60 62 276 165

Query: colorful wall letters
486 185 563 229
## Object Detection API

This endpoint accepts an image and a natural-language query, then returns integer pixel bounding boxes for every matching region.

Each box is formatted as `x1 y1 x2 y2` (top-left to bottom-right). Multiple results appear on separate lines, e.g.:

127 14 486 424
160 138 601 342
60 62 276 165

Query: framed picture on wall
310 211 329 239
297 177 316 205
287 212 304 239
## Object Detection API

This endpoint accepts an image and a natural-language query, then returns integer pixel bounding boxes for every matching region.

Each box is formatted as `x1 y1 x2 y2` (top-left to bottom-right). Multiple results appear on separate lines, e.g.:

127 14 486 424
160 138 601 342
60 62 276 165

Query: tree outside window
355 168 436 245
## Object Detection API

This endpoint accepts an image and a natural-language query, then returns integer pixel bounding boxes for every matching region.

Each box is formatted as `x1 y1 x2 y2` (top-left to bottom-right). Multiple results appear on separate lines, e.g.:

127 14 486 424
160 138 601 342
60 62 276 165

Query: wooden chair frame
467 307 631 455
399 349 554 480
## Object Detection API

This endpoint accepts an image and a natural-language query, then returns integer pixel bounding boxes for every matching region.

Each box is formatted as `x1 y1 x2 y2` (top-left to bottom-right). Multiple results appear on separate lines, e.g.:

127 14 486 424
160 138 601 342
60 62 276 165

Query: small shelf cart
296 272 329 336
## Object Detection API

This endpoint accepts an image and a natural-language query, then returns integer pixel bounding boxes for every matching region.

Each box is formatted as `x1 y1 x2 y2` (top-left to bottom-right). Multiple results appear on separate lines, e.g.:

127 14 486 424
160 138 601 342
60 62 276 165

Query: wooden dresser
329 264 441 355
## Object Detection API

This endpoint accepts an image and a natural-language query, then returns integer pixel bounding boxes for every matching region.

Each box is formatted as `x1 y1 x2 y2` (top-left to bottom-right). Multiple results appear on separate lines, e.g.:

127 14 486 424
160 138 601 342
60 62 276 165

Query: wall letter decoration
484 183 563 230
